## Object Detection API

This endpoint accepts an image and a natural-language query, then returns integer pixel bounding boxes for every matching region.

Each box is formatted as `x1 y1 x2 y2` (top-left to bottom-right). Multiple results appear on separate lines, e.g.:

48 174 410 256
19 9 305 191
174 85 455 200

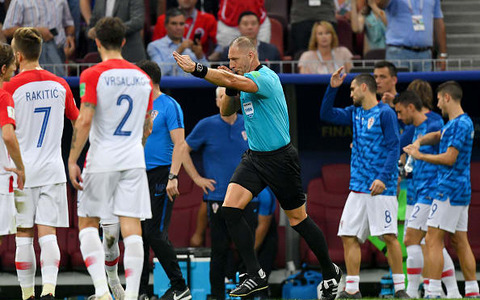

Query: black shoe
40 294 55 300
338 291 362 299
319 264 343 300
229 274 268 297
138 294 149 300
159 287 192 300
395 290 410 298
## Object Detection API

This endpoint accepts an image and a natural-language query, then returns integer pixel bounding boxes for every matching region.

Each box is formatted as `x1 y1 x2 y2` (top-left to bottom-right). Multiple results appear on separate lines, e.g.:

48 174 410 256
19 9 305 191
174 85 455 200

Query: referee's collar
255 65 263 71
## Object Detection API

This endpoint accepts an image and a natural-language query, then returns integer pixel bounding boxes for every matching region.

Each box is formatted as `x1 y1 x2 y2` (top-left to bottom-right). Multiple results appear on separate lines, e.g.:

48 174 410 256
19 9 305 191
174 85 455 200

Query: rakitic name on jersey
103 76 149 87
25 88 60 101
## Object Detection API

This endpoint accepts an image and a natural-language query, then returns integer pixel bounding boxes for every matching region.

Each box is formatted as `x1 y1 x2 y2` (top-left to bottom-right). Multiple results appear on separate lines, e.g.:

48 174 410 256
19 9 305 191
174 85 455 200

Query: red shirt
152 9 218 55
218 0 266 27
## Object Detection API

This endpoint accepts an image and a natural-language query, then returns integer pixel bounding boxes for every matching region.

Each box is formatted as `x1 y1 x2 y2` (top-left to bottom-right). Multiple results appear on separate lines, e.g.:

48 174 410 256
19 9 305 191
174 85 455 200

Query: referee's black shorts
230 143 306 210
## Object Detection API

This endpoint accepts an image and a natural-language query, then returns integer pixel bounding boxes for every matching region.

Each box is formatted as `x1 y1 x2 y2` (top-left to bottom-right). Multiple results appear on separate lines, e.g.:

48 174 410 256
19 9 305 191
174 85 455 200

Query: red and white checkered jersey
80 59 153 173
0 89 15 193
3 69 79 188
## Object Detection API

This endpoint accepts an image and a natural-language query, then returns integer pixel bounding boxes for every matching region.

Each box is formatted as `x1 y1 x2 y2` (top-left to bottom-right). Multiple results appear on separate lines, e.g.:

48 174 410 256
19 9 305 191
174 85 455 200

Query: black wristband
191 62 208 78
225 87 239 96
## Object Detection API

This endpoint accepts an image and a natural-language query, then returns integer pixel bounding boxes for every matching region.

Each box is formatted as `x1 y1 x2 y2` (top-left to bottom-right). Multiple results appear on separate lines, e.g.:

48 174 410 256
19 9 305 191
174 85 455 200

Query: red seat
269 17 284 58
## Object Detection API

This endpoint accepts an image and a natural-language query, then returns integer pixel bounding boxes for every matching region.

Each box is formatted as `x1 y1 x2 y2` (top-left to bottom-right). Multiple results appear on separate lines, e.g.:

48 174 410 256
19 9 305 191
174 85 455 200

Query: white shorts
404 204 414 231
338 192 398 243
407 203 430 232
77 168 152 220
426 198 468 233
15 183 69 228
0 192 16 235
77 189 119 225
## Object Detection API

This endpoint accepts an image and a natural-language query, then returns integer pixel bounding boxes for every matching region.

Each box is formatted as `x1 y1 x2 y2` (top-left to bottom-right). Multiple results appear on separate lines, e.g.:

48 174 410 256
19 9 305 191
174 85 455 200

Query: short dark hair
94 17 126 50
353 73 377 94
165 8 184 25
374 61 397 77
393 90 423 111
0 43 14 74
407 79 433 110
238 11 259 25
436 81 463 102
13 27 42 61
137 60 162 85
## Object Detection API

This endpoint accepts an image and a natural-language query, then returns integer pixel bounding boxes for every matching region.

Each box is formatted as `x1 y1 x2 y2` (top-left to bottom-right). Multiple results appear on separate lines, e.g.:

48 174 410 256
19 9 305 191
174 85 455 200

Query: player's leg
404 227 425 298
119 216 144 300
35 183 70 299
101 222 124 299
425 227 445 297
450 207 479 298
142 165 188 299
15 188 37 300
441 247 461 298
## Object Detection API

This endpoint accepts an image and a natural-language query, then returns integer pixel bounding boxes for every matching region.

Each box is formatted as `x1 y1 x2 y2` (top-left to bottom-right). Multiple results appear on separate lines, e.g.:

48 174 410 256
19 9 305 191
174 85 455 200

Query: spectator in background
220 11 281 72
80 0 93 26
152 0 221 59
298 21 353 74
148 8 208 76
290 0 336 56
158 0 219 17
351 0 387 56
2 0 75 76
216 0 271 49
373 60 397 107
376 0 447 72
87 0 146 62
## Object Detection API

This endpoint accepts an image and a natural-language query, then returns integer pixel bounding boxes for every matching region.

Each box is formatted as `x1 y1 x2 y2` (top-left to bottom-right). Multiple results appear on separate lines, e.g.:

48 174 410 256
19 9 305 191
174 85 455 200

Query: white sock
406 245 423 298
392 273 405 292
465 280 480 297
102 223 121 286
123 235 144 300
39 234 60 296
423 279 430 297
428 279 442 297
345 275 360 294
441 248 461 298
15 237 36 300
79 227 109 297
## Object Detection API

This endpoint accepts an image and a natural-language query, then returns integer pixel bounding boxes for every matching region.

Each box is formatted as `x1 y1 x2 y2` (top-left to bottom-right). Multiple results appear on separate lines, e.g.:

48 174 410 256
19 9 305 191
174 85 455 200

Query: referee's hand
369 179 386 196
173 51 195 73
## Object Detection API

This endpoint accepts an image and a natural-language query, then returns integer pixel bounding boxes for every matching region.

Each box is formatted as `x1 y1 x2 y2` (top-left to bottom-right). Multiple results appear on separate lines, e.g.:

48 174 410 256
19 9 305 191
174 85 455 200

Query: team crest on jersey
241 130 247 141
367 117 375 129
151 110 158 121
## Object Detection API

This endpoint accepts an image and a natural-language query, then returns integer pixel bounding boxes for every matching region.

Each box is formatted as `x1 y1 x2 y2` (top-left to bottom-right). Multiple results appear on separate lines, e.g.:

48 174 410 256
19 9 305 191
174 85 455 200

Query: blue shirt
241 66 290 151
186 114 248 201
320 86 400 195
385 0 443 48
251 187 277 216
147 36 209 76
410 116 443 205
436 114 474 205
144 94 184 170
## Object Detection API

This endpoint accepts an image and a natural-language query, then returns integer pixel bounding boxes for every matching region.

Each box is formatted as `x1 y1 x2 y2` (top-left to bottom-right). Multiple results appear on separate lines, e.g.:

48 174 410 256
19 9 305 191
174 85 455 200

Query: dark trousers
208 201 257 300
139 165 186 295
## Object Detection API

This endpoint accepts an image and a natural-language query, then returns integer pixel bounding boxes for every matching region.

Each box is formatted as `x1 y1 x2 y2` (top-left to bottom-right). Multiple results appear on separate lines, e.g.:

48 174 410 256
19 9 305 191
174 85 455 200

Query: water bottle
404 155 415 174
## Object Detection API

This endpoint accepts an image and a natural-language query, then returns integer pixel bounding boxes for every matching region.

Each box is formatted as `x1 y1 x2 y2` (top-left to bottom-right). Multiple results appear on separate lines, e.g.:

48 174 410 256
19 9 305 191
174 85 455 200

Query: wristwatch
168 173 178 180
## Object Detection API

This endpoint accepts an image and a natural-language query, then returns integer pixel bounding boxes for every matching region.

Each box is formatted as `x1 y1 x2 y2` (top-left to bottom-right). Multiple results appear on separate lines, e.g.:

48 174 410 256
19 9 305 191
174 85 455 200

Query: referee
173 37 342 299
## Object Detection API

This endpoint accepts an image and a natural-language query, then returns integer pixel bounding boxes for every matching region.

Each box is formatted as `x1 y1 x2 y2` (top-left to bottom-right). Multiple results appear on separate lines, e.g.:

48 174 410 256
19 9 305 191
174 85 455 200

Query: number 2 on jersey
114 94 133 136
34 106 51 148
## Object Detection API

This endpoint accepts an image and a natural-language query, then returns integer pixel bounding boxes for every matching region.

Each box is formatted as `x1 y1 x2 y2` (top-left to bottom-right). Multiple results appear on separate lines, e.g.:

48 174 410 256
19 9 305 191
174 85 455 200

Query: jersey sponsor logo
243 102 254 118
80 82 85 97
367 117 375 129
7 106 14 120
151 110 158 121
25 88 60 101
241 130 247 141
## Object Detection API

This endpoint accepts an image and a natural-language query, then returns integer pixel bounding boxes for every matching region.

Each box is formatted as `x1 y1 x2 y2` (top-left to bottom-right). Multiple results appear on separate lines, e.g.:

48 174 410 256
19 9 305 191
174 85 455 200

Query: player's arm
220 93 241 116
320 67 353 126
142 111 152 146
179 140 216 194
373 108 400 195
407 146 458 166
254 214 272 251
173 51 259 93
166 128 185 201
68 103 96 190
2 124 25 189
